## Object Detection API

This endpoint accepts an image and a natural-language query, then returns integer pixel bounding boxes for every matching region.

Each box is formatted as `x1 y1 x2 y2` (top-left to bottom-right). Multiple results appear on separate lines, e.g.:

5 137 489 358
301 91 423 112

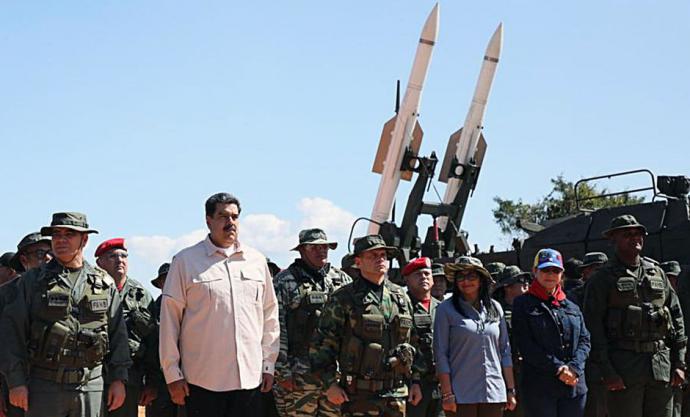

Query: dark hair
205 193 242 217
452 275 500 323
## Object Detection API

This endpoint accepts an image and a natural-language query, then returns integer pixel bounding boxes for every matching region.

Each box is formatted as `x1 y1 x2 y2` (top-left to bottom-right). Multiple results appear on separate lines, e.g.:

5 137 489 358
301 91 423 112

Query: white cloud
126 197 356 289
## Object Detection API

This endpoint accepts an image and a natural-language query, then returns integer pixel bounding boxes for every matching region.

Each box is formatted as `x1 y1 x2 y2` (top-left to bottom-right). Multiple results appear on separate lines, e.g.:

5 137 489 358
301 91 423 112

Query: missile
368 3 440 235
437 22 503 232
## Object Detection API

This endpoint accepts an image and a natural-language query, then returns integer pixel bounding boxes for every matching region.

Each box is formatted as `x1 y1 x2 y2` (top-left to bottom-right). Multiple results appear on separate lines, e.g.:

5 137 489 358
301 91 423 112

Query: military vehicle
475 170 690 269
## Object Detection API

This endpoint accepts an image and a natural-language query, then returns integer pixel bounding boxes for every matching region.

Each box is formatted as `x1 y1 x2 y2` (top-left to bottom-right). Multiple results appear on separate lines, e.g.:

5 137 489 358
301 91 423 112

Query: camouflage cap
151 262 171 289
431 263 445 277
661 261 681 277
444 256 492 283
485 262 506 278
494 265 531 289
602 214 647 238
0 252 16 268
291 228 337 251
352 235 397 257
41 212 98 236
580 252 608 269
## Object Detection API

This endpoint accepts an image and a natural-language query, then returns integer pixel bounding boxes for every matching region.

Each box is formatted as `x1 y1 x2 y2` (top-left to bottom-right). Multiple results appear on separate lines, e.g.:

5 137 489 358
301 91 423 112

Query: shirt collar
204 235 242 258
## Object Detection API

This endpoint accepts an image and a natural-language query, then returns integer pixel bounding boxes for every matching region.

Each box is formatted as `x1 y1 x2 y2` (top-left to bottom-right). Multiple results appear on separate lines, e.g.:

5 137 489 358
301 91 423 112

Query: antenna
395 80 401 114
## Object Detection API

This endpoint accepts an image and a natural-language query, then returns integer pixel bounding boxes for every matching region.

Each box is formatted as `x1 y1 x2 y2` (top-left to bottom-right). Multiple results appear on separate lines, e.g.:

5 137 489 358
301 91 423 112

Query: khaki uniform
0 260 132 417
310 276 421 417
272 259 351 417
584 256 687 417
106 277 155 417
406 295 442 417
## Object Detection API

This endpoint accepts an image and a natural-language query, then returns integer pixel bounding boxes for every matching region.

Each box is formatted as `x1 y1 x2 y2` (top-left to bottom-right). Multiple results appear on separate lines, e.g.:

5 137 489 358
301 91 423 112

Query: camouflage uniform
106 277 156 417
310 276 420 417
273 258 351 417
406 294 442 417
310 235 421 417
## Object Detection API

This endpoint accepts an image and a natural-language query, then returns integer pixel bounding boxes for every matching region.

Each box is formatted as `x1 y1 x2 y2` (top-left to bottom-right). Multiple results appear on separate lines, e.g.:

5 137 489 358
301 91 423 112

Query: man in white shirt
159 192 280 417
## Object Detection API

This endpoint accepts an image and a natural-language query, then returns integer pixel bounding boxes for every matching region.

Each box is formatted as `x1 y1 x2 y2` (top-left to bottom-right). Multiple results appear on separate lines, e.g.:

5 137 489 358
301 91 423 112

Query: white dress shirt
160 236 279 391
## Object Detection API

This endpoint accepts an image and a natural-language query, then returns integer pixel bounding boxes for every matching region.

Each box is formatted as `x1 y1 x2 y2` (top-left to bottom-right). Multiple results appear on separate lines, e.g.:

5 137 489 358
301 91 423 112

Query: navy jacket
513 293 591 398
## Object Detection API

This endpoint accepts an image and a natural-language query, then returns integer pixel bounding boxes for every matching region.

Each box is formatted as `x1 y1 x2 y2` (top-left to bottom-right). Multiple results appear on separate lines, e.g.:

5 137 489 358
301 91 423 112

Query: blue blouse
433 298 513 404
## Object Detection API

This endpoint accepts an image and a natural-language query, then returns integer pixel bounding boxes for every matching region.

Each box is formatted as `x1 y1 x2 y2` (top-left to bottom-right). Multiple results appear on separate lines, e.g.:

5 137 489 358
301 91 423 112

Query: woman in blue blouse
434 256 517 417
512 248 591 417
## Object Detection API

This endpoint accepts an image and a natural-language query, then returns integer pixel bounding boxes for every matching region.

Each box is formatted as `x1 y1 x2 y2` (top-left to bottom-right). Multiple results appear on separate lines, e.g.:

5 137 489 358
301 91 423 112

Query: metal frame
574 169 657 212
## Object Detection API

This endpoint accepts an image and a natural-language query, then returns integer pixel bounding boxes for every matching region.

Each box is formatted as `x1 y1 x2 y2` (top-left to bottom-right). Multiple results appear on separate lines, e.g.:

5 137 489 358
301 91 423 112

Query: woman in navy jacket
512 249 591 417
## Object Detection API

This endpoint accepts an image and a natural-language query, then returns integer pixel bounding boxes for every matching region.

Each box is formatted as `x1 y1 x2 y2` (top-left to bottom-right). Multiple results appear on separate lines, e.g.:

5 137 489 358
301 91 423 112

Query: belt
344 375 405 392
31 366 102 384
613 339 666 353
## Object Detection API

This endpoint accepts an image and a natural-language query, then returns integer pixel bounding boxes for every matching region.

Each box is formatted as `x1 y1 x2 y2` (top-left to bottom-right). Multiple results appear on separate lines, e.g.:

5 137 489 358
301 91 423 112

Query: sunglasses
454 271 480 282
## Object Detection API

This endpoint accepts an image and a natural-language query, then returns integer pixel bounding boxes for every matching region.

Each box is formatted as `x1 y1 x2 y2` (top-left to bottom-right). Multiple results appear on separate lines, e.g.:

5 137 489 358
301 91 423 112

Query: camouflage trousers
341 396 406 417
272 384 340 417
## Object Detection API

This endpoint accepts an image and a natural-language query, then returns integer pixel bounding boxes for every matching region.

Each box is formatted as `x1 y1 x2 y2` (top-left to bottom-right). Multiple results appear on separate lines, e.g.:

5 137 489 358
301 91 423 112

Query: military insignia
90 299 108 312
47 294 69 307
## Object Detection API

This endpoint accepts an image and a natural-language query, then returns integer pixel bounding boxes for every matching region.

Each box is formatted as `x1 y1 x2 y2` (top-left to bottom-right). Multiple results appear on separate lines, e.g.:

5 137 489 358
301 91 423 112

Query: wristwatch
506 388 517 395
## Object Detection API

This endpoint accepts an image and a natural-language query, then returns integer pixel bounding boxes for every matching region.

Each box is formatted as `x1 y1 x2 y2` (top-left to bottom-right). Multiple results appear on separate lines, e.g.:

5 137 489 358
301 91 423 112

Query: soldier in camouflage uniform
491 265 529 417
95 238 157 417
272 228 351 417
402 258 443 417
310 235 423 417
584 215 687 417
0 212 132 417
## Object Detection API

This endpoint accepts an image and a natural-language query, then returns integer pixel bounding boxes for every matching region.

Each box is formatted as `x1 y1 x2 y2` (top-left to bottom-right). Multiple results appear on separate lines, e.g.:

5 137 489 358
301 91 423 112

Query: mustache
224 225 236 232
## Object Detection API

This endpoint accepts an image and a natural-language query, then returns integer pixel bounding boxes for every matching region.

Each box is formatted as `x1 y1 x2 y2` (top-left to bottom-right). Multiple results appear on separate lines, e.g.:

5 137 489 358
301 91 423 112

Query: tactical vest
28 267 110 372
122 281 154 360
339 282 414 392
285 264 331 356
411 310 435 379
606 260 672 350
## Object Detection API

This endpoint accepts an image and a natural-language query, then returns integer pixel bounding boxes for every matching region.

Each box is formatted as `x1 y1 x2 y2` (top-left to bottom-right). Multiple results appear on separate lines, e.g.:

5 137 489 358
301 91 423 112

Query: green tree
493 175 645 236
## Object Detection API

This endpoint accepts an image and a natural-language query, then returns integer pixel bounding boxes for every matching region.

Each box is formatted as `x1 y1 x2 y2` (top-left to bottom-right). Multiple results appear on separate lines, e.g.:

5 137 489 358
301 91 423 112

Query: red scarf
528 280 566 307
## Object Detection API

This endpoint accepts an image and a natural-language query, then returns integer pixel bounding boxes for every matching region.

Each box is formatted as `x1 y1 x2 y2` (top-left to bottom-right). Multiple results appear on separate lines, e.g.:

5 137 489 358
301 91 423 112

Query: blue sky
2 1 688 293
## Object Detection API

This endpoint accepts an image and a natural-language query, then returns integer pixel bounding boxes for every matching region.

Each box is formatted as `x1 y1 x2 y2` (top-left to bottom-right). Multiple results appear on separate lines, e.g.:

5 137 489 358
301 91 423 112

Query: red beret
402 257 432 277
95 238 127 258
